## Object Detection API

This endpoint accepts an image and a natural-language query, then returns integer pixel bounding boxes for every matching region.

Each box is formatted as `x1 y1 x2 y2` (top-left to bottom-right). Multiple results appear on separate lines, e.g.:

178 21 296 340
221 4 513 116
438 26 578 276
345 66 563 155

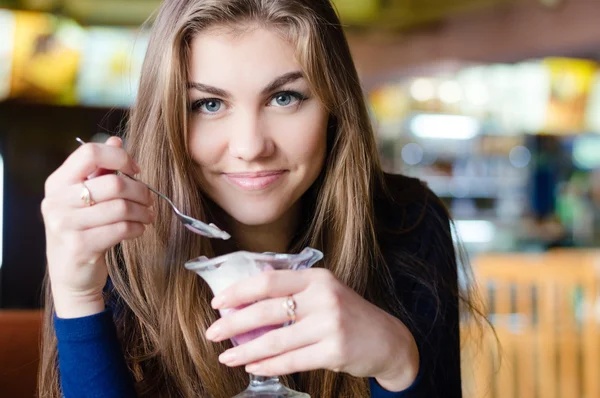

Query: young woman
40 0 473 396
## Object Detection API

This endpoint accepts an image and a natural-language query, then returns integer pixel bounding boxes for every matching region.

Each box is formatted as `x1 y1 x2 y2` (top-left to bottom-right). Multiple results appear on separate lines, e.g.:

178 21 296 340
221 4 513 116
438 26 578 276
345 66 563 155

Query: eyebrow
187 71 304 98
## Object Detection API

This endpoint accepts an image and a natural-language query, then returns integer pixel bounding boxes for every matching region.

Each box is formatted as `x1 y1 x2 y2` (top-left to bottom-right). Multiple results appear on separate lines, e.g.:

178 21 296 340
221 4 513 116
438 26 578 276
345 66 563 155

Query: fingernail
149 206 156 219
206 325 221 341
134 163 141 174
219 351 236 364
246 363 261 374
212 295 225 309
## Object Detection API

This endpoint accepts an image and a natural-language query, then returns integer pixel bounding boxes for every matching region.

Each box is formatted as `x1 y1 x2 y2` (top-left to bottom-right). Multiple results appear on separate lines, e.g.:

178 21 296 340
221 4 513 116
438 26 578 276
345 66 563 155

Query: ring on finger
283 295 297 323
80 181 96 207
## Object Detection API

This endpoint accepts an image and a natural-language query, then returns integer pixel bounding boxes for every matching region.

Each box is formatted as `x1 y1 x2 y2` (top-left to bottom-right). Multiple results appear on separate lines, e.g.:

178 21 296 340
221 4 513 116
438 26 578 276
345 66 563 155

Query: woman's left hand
205 268 420 392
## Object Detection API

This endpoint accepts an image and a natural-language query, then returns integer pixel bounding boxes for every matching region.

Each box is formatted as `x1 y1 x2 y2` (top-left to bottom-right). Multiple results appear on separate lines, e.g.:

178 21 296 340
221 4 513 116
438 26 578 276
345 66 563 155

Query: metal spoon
76 138 231 240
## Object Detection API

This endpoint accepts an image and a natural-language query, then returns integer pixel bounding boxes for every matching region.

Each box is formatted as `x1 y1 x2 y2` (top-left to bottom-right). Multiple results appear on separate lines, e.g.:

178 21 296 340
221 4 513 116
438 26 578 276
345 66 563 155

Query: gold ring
283 295 297 323
80 182 95 206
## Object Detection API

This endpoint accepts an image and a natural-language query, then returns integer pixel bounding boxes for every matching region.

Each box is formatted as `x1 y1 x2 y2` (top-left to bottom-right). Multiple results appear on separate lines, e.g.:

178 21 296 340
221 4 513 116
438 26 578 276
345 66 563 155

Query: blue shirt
54 176 462 397
55 310 413 397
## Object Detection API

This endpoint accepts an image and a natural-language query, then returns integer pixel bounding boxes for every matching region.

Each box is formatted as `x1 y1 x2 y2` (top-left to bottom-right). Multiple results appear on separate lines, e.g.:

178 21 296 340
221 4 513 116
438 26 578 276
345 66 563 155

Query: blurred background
0 0 599 397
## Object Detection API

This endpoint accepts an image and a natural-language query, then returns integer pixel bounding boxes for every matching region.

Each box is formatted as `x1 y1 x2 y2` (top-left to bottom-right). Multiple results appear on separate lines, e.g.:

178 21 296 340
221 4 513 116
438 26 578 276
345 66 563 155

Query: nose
228 110 275 161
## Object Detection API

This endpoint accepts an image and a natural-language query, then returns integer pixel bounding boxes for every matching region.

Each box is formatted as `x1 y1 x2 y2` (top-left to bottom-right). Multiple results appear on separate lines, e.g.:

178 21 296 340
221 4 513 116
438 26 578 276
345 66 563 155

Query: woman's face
187 27 328 227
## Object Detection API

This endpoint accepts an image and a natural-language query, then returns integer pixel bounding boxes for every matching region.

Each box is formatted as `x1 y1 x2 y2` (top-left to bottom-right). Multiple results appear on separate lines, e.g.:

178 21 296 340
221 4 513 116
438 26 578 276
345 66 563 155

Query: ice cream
197 252 264 295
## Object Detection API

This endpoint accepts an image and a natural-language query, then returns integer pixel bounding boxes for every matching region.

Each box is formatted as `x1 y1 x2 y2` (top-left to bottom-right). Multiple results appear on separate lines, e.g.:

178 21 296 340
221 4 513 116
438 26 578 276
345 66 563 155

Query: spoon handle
75 137 231 240
75 138 177 211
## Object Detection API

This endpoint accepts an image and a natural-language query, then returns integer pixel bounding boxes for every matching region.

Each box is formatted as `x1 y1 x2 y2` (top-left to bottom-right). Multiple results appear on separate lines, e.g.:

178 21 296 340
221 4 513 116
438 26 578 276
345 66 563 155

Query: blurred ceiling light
509 146 532 168
439 81 462 104
410 114 480 140
452 220 496 244
410 78 436 102
465 83 489 106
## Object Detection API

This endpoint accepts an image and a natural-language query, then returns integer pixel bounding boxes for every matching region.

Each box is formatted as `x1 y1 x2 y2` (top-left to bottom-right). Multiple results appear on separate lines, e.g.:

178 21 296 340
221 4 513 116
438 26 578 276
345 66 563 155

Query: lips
224 170 286 191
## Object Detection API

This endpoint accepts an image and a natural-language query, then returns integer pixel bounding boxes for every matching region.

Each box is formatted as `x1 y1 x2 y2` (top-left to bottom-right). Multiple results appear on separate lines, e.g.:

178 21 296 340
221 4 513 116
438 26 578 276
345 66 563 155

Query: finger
62 174 153 208
83 221 147 251
212 270 309 310
71 199 155 230
87 136 125 179
48 142 140 190
217 322 319 368
105 136 122 147
245 342 331 377
208 296 301 343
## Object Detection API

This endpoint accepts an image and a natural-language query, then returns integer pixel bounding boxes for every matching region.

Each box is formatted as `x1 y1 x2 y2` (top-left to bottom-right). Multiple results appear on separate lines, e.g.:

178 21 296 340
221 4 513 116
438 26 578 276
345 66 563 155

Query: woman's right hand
41 137 155 319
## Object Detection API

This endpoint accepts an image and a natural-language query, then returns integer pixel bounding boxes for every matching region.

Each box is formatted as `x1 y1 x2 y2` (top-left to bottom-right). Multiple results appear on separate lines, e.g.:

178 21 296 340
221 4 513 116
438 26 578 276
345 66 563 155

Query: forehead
188 27 302 87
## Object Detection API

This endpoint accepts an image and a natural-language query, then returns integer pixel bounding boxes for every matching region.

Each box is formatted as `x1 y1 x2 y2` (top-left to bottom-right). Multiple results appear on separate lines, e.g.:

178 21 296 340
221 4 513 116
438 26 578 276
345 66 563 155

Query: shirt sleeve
372 194 463 397
368 372 423 397
54 309 137 398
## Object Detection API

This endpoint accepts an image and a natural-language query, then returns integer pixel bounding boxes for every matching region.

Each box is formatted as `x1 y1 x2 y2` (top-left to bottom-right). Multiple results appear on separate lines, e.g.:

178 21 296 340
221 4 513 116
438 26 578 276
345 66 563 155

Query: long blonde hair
40 1 475 397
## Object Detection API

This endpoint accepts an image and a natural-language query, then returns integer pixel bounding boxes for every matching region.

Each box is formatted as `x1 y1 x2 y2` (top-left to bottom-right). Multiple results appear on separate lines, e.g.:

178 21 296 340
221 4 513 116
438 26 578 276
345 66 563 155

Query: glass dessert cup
185 247 323 398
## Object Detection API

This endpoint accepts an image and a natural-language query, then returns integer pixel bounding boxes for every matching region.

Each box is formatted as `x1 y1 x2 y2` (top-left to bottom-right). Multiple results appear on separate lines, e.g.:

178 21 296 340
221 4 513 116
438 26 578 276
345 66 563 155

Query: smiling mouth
223 170 287 191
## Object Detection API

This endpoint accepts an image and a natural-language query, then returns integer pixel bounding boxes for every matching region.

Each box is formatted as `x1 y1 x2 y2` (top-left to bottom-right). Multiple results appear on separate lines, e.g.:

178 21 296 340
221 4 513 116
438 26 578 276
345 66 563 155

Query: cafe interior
0 0 599 396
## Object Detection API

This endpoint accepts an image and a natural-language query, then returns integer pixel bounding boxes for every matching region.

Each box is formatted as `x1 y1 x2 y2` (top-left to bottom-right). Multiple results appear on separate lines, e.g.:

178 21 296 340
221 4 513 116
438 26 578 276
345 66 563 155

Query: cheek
275 113 328 164
188 119 229 166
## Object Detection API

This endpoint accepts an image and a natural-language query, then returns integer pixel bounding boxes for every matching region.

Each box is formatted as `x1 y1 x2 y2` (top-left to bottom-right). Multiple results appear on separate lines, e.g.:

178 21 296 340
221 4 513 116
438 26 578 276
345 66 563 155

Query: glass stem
248 374 282 391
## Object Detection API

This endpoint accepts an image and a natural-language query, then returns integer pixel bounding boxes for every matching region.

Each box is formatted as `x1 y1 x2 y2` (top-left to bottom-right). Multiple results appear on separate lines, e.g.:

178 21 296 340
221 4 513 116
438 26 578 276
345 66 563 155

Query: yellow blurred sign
369 84 410 122
10 11 84 105
544 57 597 134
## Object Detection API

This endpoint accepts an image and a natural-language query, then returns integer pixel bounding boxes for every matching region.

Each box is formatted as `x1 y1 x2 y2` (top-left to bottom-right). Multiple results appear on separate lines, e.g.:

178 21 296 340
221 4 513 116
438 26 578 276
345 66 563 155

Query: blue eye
191 99 222 114
274 94 293 106
269 91 308 107
203 100 221 113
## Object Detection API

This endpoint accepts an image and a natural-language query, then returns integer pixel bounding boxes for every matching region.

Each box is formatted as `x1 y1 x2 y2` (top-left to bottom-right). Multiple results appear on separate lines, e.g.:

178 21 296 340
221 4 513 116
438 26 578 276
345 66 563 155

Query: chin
221 201 288 227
